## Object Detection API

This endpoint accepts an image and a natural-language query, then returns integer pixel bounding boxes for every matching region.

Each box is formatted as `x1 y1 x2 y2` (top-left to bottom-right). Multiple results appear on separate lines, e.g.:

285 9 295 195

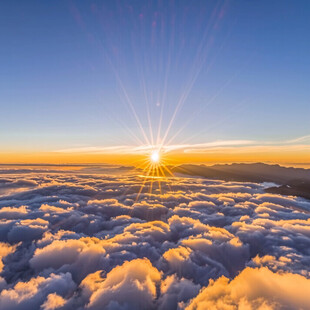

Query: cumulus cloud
30 238 106 282
39 204 73 214
184 267 310 310
0 273 75 310
0 206 28 220
0 166 309 309
158 274 200 310
0 179 37 196
41 293 67 310
7 218 49 243
0 242 18 272
86 258 161 309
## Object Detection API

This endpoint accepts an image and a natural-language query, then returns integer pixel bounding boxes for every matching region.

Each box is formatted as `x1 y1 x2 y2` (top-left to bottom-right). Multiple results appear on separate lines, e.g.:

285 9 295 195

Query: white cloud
0 168 309 309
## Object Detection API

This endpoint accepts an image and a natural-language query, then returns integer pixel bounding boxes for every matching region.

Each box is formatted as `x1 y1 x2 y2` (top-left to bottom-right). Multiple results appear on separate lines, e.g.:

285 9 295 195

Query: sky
0 0 310 165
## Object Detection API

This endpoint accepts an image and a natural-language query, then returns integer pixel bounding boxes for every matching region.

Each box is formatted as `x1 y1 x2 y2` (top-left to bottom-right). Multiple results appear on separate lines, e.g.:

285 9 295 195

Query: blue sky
0 0 309 153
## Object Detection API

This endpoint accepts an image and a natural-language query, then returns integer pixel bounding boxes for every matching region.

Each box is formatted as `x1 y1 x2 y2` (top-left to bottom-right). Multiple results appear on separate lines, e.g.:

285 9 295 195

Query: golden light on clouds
1 164 310 309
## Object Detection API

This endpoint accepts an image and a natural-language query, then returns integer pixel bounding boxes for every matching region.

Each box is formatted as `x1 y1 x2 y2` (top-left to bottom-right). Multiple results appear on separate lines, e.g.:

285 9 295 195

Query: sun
134 146 174 181
150 150 160 163
133 146 175 200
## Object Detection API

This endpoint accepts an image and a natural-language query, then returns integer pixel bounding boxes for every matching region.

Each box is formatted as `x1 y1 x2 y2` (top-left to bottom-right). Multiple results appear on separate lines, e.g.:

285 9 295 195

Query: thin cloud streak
54 135 310 156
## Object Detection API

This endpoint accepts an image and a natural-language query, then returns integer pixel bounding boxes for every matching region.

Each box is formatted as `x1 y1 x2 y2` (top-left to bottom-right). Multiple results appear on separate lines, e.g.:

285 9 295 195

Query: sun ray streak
160 2 227 147
156 5 175 146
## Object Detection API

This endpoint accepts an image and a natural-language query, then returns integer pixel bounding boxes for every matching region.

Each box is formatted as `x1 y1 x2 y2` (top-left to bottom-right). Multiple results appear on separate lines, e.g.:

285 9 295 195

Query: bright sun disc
151 151 160 163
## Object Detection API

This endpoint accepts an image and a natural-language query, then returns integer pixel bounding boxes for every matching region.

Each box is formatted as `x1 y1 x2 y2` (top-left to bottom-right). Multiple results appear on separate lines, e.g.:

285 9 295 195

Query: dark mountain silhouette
170 163 310 200
266 179 310 200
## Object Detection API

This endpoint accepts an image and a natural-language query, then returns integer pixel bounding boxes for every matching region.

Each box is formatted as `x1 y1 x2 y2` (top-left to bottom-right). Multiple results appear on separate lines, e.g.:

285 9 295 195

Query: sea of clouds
0 166 309 310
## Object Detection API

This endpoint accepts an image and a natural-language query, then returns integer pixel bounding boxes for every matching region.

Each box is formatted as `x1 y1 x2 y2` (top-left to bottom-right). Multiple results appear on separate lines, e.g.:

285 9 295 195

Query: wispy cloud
54 134 310 155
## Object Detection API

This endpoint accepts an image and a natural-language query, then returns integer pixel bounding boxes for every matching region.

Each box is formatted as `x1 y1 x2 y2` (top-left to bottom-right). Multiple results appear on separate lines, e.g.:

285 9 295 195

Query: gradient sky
0 0 309 164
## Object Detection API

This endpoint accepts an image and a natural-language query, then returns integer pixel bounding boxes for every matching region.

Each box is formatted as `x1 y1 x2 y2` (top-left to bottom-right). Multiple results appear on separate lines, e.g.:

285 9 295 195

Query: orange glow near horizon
0 144 310 168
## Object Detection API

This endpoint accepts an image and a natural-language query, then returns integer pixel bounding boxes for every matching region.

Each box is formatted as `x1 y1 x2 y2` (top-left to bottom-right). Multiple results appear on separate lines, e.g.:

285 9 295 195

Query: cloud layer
0 166 309 309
